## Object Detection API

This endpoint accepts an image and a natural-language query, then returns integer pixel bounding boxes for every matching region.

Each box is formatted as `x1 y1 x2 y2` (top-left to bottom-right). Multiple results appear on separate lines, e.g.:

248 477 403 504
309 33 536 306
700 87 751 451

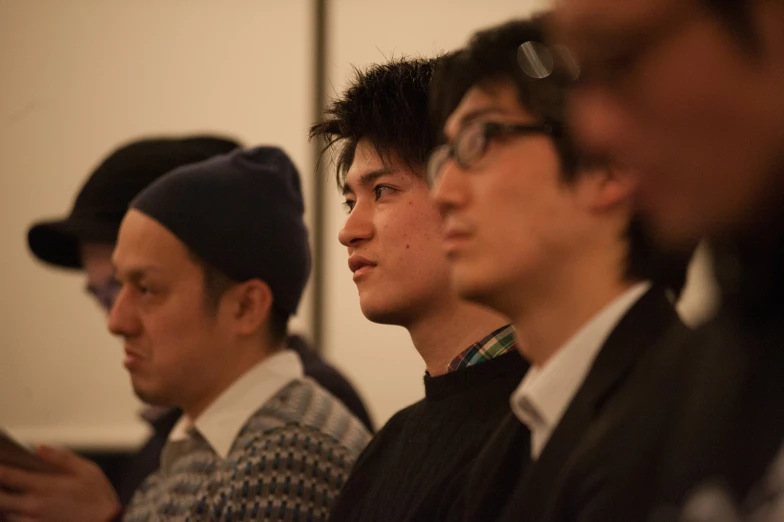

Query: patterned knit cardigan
123 378 372 522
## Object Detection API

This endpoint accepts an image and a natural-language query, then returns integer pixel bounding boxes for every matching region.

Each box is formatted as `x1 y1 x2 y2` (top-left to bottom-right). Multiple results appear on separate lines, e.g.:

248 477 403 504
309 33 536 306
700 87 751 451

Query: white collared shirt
511 282 651 460
167 349 304 460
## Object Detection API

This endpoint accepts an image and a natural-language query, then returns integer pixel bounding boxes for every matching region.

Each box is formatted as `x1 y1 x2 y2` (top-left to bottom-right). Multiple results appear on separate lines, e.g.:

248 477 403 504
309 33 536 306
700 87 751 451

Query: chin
645 207 707 249
358 295 418 326
453 265 515 318
132 384 173 408
452 276 497 309
359 304 408 325
450 260 488 297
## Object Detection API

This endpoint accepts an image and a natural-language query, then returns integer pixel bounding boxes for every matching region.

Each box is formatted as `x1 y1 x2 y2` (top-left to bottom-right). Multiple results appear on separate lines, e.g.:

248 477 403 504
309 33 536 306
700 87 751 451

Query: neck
406 298 509 377
505 247 631 367
512 284 632 367
183 338 280 419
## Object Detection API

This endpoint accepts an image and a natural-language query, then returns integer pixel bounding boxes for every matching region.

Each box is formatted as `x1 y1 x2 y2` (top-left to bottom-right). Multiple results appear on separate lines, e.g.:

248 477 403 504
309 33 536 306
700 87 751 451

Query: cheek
145 300 213 354
632 25 755 150
475 157 557 235
383 201 444 258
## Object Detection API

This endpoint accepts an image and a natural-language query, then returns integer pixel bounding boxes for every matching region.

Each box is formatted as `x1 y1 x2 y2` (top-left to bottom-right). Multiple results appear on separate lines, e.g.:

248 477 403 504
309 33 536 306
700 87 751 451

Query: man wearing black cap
24 136 373 506
0 146 372 522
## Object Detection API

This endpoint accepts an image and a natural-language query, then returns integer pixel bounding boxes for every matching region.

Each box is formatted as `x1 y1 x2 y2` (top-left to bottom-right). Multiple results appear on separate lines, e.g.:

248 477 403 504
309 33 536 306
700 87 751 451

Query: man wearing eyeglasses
24 135 373 508
309 58 529 522
428 17 696 522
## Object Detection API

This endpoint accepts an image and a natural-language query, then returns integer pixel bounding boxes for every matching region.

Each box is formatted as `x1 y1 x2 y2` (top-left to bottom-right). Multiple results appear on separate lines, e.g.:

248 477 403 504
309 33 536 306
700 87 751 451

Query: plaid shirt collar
446 324 517 372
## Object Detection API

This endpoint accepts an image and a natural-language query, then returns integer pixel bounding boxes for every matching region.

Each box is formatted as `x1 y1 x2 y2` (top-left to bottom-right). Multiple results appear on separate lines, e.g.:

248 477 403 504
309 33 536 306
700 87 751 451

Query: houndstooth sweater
123 378 371 522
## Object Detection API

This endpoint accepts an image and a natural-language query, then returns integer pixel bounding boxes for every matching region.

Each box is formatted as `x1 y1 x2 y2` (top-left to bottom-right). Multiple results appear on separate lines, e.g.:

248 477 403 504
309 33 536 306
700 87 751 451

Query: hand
0 445 120 522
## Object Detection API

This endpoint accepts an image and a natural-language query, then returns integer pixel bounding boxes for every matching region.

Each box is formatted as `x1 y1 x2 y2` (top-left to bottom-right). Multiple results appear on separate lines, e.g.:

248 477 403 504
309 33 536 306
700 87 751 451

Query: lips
123 348 146 371
348 255 376 273
442 226 473 255
348 255 377 280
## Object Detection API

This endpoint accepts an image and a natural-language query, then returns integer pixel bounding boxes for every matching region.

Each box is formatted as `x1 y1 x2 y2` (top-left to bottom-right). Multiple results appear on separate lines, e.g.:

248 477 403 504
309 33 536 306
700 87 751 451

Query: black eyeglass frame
427 121 560 187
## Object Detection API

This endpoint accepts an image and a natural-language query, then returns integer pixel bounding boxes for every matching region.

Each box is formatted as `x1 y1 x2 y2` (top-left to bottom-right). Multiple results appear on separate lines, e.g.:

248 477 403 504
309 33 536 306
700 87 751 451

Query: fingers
0 489 37 518
35 446 85 475
0 467 44 495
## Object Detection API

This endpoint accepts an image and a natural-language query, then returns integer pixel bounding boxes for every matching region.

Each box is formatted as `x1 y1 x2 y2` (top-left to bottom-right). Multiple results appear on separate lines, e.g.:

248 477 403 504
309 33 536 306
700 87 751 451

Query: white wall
0 0 314 450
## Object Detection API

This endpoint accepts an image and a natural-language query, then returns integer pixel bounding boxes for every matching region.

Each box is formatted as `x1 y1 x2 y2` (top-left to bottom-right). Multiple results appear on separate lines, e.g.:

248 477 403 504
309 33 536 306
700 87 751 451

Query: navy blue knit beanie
130 146 310 316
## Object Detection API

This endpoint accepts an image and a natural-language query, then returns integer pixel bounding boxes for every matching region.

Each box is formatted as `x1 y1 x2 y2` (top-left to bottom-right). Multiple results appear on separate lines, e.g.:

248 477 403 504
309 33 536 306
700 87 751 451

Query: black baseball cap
28 135 241 269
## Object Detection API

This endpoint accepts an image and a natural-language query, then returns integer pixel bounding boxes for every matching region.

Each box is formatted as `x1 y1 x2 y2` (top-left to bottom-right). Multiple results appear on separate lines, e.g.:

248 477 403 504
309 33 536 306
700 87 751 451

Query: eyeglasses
427 121 559 187
517 41 580 81
88 279 122 313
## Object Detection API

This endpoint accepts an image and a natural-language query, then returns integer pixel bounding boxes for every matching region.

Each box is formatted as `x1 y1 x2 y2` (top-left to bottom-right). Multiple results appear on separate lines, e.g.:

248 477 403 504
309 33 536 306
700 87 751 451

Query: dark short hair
188 249 289 345
310 57 442 190
431 16 695 296
434 15 590 174
702 0 756 48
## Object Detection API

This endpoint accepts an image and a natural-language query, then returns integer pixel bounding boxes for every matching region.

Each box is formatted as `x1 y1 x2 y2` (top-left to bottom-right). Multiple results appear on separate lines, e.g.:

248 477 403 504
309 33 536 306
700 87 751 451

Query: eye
456 124 488 167
373 185 396 200
585 46 641 86
343 198 356 213
135 282 155 296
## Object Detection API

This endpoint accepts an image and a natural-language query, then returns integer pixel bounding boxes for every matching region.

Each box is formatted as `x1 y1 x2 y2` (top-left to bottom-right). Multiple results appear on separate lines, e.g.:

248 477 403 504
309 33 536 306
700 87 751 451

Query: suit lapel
510 288 681 522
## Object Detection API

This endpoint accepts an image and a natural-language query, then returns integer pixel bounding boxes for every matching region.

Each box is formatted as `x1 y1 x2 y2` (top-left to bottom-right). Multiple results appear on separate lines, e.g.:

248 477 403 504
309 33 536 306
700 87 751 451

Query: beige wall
0 0 719 448
0 0 314 450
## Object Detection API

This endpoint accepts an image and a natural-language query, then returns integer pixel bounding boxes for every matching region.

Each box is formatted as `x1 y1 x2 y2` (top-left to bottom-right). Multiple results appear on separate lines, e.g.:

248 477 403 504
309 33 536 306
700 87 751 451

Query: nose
568 86 632 162
338 200 374 248
107 285 141 339
431 159 469 218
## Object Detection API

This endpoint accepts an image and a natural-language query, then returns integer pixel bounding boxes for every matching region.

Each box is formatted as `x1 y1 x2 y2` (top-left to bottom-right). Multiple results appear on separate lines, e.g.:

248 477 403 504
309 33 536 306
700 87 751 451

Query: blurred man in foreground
556 0 784 519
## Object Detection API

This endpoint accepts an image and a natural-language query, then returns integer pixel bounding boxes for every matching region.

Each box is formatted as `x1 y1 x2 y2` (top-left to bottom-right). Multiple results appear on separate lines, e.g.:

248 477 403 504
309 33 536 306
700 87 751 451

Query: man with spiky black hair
310 57 528 522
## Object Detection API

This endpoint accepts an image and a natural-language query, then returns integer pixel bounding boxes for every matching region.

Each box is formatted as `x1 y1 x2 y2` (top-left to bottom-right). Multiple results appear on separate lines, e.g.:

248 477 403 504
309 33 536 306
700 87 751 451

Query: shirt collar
446 324 517 372
511 282 651 459
169 349 304 459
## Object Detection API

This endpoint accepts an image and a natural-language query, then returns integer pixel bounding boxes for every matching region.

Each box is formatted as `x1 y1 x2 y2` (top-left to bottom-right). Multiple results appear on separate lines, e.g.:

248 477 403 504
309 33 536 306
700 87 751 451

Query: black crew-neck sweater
328 350 529 522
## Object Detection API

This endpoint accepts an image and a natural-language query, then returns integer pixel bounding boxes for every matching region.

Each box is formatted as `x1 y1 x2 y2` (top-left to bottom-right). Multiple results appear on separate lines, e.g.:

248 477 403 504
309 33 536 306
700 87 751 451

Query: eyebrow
342 168 394 196
112 264 165 283
445 106 510 139
85 276 118 294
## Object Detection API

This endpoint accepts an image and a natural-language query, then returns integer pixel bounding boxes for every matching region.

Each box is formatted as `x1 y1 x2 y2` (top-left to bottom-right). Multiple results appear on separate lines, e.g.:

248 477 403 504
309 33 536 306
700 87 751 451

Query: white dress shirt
511 282 651 459
165 349 304 463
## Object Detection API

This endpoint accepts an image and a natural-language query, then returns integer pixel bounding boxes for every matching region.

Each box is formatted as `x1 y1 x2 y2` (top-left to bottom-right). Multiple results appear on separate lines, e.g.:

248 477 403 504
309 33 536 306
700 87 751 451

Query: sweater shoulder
238 377 371 457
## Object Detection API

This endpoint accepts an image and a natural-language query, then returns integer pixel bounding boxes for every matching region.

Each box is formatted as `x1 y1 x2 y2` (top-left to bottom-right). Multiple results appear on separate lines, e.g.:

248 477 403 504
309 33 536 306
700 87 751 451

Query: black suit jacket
449 287 694 522
642 229 784 521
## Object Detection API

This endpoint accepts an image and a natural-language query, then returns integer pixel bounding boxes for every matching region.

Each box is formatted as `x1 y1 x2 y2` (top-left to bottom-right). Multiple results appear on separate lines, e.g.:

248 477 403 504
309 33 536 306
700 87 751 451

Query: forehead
344 139 424 188
113 210 194 274
346 140 386 176
555 0 678 44
444 82 532 138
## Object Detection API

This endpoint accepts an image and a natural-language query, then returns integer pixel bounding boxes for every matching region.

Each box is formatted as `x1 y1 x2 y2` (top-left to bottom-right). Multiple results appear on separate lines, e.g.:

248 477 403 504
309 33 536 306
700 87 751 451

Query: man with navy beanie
21 136 373 507
0 146 371 522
